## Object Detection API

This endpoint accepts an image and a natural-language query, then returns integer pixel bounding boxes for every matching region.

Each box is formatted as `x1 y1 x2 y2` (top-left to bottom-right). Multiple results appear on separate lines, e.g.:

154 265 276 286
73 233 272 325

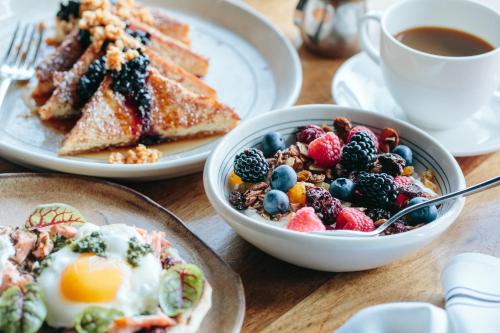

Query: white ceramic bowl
204 105 466 272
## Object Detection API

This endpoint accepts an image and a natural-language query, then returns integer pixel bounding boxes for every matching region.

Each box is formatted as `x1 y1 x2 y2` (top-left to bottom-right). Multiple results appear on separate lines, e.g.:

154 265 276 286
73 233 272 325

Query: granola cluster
57 0 148 71
108 144 161 164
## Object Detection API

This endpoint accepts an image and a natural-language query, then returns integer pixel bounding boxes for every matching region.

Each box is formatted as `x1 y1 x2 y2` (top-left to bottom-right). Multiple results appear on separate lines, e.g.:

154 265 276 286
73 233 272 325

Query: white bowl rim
204 104 466 243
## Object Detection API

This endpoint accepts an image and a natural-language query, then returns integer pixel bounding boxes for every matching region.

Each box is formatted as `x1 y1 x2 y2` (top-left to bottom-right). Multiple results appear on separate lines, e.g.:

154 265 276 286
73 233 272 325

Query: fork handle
0 78 12 111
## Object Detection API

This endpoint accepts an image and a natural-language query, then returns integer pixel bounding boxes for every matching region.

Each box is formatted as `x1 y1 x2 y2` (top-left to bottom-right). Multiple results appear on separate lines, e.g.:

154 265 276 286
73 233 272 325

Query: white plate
0 0 302 180
332 52 500 157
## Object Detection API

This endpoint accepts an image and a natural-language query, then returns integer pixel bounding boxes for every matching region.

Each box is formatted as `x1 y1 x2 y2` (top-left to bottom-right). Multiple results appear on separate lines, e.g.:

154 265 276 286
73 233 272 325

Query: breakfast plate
331 52 500 157
0 173 245 332
0 0 302 180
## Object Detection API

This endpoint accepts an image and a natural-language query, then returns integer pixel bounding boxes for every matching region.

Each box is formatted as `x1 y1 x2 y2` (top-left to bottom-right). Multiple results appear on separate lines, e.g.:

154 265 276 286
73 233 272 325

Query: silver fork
312 175 500 237
0 22 44 108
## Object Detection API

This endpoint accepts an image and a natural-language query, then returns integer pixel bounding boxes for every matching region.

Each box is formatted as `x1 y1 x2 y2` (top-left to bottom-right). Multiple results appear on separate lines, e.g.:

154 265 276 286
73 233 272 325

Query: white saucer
332 52 500 157
0 0 302 180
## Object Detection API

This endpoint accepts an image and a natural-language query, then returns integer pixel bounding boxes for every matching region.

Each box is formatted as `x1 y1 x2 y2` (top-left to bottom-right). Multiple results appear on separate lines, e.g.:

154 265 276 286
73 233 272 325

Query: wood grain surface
1 1 499 332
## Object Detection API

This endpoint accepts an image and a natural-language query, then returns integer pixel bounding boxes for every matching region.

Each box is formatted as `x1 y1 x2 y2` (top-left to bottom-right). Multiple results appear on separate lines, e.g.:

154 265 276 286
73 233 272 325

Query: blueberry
270 165 297 192
406 197 437 224
329 178 355 201
261 132 286 157
392 145 413 166
263 190 289 215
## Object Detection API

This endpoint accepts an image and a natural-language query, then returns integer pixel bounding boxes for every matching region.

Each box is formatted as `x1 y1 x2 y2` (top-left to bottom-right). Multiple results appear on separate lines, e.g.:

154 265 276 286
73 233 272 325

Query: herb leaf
159 264 204 317
127 236 153 267
72 231 106 256
24 203 86 231
0 283 47 333
73 306 123 333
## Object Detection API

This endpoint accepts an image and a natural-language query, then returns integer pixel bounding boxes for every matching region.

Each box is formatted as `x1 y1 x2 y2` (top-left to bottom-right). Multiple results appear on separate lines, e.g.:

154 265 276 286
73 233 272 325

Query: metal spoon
312 175 500 237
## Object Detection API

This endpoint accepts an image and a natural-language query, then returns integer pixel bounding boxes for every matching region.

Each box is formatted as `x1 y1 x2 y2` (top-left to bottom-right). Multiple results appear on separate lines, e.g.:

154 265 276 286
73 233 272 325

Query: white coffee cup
359 0 500 130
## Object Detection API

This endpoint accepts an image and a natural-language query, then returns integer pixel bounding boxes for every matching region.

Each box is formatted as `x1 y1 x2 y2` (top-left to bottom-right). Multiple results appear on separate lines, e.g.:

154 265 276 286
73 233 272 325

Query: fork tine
11 23 29 66
2 22 20 65
20 24 37 69
28 24 44 69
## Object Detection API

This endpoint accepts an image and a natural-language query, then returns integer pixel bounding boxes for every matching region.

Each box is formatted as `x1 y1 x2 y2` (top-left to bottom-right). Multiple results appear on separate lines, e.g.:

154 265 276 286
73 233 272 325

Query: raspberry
335 208 375 232
356 172 398 208
287 207 326 232
306 187 342 225
347 126 379 148
394 176 412 187
341 132 378 171
296 125 325 144
307 132 342 168
233 148 269 183
229 191 247 210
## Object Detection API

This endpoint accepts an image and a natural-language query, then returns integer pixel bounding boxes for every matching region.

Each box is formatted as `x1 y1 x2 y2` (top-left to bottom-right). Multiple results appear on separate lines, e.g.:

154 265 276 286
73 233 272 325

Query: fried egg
38 223 163 328
0 233 14 275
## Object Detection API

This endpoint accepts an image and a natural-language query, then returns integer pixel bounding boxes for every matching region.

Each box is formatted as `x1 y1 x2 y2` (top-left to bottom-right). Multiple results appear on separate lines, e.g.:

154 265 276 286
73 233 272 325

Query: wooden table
2 1 499 332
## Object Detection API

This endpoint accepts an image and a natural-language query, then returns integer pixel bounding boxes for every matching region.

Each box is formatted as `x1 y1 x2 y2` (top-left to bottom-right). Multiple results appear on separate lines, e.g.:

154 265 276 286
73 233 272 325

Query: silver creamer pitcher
294 0 366 58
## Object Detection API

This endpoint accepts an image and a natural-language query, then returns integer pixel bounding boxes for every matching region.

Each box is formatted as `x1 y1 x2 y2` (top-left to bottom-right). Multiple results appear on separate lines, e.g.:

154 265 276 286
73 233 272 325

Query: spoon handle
380 175 500 233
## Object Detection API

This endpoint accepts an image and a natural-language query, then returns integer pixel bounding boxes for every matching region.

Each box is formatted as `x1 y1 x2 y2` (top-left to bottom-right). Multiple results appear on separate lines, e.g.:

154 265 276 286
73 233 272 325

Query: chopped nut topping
134 7 154 25
124 49 140 62
109 145 162 164
106 45 124 71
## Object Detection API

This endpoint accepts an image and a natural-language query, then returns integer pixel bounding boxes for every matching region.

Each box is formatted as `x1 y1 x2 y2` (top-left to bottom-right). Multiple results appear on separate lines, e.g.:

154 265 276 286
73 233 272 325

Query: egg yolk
60 254 123 303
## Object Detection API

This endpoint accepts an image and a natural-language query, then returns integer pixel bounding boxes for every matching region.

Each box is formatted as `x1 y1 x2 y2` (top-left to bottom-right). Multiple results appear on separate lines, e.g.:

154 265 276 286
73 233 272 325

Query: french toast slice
32 30 86 102
38 42 103 120
59 77 141 156
151 11 190 45
148 68 239 139
59 69 238 155
129 18 208 77
144 48 216 98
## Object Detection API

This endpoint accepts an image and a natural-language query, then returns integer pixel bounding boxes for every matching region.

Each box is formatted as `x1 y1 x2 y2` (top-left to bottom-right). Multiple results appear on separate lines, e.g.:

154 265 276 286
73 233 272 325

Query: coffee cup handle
359 12 383 65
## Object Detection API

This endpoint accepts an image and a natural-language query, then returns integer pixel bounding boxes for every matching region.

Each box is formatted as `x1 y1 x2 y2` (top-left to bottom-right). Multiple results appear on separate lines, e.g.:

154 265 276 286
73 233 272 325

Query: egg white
38 223 163 328
0 234 14 276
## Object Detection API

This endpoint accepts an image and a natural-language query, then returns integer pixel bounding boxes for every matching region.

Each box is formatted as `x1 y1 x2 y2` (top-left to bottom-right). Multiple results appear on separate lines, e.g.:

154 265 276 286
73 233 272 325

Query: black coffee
395 26 494 57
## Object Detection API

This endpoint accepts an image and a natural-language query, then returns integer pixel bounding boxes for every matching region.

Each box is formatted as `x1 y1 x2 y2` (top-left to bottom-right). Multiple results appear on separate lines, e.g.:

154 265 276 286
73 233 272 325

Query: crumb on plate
109 144 161 164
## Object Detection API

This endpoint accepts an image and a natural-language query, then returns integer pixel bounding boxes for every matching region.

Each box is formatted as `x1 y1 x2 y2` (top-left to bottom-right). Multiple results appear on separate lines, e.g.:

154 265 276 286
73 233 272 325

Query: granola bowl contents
204 105 466 271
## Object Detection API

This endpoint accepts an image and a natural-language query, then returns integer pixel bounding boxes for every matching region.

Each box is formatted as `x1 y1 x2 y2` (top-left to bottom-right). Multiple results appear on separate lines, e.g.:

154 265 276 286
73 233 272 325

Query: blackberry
306 187 341 225
341 132 377 171
57 0 80 21
111 52 150 94
296 125 325 144
233 148 269 183
356 172 398 208
229 191 247 210
111 52 152 134
366 208 392 222
76 56 107 108
126 27 151 45
78 29 91 49
377 153 406 176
